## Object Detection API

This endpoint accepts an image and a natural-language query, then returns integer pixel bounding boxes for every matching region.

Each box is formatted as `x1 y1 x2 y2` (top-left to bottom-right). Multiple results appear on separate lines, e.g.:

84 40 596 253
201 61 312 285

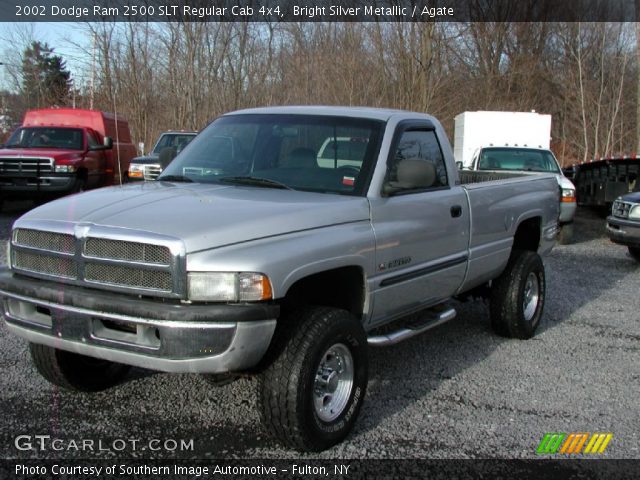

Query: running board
367 305 456 347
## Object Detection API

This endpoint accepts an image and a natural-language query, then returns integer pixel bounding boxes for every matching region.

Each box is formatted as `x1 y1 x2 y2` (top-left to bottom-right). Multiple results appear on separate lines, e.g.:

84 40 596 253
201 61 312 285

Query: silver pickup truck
0 107 559 452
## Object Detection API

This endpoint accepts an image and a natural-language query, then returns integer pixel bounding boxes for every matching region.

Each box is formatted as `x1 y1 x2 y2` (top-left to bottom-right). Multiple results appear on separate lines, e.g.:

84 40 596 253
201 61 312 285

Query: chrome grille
144 165 162 180
0 157 53 174
85 263 172 291
11 226 182 297
85 238 171 264
612 200 632 219
14 229 75 253
13 250 76 279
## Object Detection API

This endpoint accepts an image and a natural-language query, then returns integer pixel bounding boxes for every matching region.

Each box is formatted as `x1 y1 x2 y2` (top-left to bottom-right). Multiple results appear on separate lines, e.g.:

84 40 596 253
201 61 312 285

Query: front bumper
606 216 640 248
559 201 577 224
0 270 278 374
0 174 76 196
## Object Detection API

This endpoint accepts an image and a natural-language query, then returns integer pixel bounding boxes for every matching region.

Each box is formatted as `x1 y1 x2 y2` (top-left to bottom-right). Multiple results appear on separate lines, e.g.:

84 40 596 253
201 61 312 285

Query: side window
386 129 448 192
86 131 99 149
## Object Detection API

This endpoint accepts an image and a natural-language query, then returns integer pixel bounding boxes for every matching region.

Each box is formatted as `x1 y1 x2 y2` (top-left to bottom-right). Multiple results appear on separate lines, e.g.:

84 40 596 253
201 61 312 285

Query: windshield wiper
158 175 193 183
219 176 293 190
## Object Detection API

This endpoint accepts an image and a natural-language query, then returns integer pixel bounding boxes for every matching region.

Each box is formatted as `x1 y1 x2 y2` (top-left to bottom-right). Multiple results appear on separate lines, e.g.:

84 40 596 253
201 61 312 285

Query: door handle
450 205 462 218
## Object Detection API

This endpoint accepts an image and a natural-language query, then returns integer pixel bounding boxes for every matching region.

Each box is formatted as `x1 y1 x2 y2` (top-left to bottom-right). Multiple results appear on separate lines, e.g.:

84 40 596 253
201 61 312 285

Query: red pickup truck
0 108 136 210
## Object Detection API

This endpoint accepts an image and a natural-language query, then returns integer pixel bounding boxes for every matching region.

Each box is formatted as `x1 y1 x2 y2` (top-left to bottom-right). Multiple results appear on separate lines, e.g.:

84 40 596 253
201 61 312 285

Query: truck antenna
111 88 123 185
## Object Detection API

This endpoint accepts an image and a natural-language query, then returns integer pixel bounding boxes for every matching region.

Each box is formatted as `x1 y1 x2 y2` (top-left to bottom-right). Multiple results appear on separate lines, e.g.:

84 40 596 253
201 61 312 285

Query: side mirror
455 161 463 170
89 136 113 151
383 159 436 196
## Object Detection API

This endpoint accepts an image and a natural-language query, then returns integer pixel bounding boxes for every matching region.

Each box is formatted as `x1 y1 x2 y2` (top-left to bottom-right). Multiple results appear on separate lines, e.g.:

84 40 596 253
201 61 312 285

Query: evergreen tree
21 41 71 109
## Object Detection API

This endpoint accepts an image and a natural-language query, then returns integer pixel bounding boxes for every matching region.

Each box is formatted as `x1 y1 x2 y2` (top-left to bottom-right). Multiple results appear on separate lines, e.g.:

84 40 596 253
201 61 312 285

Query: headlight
629 205 640 220
54 165 76 173
128 164 144 178
187 272 273 302
561 188 576 203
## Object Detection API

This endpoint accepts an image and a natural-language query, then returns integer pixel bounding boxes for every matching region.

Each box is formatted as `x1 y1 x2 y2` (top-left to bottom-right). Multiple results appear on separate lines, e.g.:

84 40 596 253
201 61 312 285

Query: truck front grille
0 157 54 174
11 227 183 298
144 165 162 180
612 200 633 219
13 250 76 279
84 262 173 290
85 238 171 264
14 229 75 253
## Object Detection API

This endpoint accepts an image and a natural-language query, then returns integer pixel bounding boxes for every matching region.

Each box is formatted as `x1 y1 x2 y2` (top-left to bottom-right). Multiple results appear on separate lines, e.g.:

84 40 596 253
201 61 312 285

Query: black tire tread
490 249 545 339
29 343 129 392
257 306 366 451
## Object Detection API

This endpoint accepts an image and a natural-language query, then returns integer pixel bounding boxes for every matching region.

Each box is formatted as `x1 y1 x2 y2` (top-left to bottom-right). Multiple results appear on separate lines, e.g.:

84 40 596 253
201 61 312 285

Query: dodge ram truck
0 108 135 210
0 106 560 452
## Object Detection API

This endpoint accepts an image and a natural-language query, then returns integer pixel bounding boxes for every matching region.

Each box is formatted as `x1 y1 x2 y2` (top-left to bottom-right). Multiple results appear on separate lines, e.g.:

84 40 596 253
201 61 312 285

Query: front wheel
490 250 546 339
257 307 368 452
629 246 640 263
29 343 130 392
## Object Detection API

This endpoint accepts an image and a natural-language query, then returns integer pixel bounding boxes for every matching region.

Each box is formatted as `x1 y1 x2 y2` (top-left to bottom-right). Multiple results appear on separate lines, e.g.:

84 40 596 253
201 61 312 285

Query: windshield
477 147 561 173
151 133 197 154
158 114 384 196
5 127 84 150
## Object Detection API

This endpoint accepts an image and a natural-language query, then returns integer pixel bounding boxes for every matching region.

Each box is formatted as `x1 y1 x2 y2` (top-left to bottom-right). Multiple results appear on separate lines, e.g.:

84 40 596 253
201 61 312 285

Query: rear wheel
629 246 640 263
258 307 368 451
29 343 130 392
490 250 546 339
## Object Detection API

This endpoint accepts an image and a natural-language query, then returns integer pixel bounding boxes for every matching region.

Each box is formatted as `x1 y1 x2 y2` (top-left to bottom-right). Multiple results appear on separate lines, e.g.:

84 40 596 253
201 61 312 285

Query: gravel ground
0 201 638 461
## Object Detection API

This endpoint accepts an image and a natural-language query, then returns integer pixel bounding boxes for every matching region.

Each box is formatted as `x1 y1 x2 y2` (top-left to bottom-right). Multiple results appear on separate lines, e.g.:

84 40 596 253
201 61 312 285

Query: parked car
607 192 640 262
0 108 135 210
0 106 559 452
128 131 197 181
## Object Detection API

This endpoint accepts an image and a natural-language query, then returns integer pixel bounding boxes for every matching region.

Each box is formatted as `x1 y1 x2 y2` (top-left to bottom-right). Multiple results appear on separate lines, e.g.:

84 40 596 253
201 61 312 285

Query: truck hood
130 154 160 164
620 191 640 203
0 147 83 159
17 182 371 253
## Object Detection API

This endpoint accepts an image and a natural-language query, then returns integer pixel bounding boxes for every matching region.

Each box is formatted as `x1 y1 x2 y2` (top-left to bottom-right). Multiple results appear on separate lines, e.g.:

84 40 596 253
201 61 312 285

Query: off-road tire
629 246 640 263
490 249 546 339
258 307 368 452
29 343 130 392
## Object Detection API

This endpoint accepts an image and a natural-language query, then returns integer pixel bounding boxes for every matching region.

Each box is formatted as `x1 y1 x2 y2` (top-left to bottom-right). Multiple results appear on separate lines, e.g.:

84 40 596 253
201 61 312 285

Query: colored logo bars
536 433 613 455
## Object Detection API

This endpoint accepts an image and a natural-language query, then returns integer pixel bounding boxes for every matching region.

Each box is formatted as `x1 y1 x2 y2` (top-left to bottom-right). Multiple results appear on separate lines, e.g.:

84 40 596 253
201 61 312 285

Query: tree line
1 22 636 166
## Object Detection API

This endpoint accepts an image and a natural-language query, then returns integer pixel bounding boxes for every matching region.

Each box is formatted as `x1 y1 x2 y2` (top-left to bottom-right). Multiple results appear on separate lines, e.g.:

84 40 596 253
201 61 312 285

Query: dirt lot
0 202 638 461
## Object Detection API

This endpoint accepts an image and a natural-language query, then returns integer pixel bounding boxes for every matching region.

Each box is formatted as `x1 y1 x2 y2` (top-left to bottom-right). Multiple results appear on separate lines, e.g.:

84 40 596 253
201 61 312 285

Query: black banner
0 0 637 23
2 459 640 480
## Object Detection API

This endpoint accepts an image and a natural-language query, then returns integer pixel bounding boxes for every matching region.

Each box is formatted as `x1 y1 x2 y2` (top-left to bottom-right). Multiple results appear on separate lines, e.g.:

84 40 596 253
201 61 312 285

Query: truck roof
227 105 435 123
22 108 134 145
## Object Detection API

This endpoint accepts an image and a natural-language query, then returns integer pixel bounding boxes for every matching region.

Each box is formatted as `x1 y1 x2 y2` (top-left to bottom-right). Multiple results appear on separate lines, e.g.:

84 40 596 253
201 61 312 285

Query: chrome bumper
0 272 278 374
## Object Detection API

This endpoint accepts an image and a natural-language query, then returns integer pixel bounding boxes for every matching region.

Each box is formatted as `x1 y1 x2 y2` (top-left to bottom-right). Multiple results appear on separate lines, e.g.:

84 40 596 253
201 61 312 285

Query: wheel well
513 217 541 252
281 267 365 318
76 168 88 182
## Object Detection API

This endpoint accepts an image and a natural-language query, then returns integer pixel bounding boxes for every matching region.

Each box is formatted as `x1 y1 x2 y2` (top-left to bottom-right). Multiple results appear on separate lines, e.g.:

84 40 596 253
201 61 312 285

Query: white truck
454 111 577 244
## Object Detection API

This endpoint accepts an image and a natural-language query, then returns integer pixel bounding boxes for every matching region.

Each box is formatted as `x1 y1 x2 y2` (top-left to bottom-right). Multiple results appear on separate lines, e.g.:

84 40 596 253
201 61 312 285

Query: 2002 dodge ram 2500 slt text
0 107 560 452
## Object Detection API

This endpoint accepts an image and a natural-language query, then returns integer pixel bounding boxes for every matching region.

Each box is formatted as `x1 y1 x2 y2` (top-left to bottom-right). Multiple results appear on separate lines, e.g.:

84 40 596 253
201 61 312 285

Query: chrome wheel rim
523 272 540 321
313 343 354 422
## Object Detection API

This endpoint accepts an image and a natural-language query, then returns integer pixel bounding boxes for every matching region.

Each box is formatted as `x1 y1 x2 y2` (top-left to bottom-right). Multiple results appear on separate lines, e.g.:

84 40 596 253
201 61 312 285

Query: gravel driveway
0 201 638 461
